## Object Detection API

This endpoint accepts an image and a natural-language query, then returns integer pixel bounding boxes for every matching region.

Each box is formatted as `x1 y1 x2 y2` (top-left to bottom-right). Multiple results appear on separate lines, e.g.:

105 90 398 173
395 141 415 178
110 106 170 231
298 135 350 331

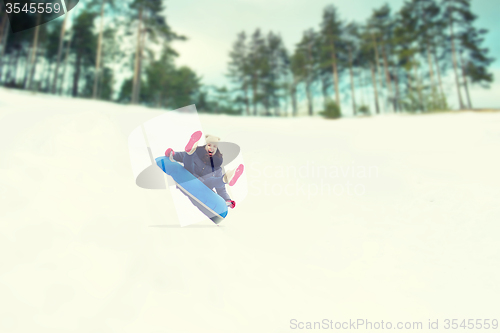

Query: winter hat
205 134 220 144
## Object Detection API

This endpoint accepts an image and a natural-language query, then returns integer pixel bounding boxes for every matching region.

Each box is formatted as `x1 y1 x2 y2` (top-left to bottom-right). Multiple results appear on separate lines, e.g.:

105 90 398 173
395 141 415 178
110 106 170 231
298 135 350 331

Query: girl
165 131 244 209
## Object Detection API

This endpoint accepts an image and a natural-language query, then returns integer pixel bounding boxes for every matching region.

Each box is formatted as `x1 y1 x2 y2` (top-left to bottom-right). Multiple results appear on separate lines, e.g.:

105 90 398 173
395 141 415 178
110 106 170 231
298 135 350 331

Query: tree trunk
72 52 82 97
431 46 446 107
462 73 472 109
426 46 436 93
52 10 69 93
0 21 10 82
23 51 31 88
372 34 384 110
131 5 143 104
291 84 298 116
370 63 380 114
458 49 472 109
393 68 400 112
97 54 106 99
407 70 414 112
243 82 249 115
93 0 106 99
330 41 340 106
28 44 41 91
263 87 269 115
381 46 394 112
0 12 7 50
0 11 7 82
359 68 366 107
28 17 41 91
59 35 72 95
348 47 356 115
4 53 11 83
6 50 17 84
136 23 146 103
43 59 51 91
449 19 465 109
321 74 328 108
12 47 22 86
305 80 313 116
413 63 424 111
283 83 289 117
252 75 257 115
274 96 280 117
306 40 314 116
426 44 440 110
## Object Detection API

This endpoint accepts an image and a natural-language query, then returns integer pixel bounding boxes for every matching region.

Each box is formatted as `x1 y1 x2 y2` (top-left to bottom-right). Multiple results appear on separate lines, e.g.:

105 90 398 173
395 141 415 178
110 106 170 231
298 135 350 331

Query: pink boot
224 164 244 186
185 131 202 155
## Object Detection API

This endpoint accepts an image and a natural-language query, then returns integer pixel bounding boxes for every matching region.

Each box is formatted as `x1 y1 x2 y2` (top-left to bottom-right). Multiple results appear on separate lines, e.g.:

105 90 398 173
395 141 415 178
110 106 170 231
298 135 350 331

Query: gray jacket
173 147 230 201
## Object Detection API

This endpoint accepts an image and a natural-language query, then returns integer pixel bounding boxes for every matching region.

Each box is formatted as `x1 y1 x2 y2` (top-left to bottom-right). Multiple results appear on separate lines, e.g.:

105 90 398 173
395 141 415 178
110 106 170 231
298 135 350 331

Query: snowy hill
1 88 499 332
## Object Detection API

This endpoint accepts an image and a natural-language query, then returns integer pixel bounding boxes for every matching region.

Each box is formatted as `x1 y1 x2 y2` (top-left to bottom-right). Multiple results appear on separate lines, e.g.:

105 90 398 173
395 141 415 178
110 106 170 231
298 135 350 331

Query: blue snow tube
155 156 228 220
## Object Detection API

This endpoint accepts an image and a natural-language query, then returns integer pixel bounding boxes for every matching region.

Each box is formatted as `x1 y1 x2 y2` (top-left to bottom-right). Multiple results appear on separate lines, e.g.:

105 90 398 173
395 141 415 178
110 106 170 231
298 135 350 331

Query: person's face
205 143 218 157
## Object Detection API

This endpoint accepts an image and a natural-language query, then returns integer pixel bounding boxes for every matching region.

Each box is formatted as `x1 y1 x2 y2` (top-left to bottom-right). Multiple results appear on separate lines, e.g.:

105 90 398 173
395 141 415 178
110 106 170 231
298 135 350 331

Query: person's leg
185 131 202 155
203 176 225 188
182 130 202 175
203 177 231 202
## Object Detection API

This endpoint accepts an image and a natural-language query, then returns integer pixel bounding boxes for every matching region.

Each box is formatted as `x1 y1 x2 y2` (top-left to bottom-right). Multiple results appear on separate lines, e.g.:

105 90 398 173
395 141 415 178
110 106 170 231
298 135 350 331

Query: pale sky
166 0 500 109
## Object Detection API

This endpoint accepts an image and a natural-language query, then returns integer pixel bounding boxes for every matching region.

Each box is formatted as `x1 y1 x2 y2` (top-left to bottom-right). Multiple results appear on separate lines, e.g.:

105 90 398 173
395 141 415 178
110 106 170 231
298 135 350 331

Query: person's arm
213 168 235 208
215 186 231 201
173 151 187 163
166 148 187 163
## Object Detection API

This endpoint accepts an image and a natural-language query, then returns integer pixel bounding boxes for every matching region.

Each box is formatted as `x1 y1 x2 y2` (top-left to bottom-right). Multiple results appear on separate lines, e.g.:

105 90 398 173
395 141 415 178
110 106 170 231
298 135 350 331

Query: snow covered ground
1 87 499 332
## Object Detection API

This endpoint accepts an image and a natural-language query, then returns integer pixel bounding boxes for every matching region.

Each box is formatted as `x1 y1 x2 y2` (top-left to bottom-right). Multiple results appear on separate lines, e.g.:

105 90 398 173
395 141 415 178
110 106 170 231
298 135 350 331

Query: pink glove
165 148 174 157
226 200 236 209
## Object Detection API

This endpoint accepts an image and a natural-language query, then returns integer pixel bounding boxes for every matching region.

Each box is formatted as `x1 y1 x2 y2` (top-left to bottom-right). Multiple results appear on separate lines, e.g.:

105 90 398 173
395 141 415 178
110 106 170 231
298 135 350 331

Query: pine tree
393 2 421 111
227 32 250 115
359 25 381 114
320 5 343 107
263 32 287 116
293 29 320 116
367 4 397 112
399 0 448 111
70 10 97 97
129 0 184 104
442 0 472 109
50 0 79 94
0 9 8 56
344 22 360 115
457 18 494 108
247 29 267 115
90 0 116 99
97 27 118 100
417 0 444 109
0 11 10 82
26 14 43 91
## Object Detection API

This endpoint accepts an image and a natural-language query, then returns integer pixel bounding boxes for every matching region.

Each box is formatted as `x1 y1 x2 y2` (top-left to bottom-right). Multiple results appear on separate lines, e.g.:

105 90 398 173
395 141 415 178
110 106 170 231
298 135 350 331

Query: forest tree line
226 0 494 116
0 0 200 109
0 0 494 117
